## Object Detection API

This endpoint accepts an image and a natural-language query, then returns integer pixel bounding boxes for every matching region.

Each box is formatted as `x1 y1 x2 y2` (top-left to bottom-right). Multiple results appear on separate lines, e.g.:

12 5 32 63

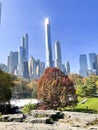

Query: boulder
1 113 24 122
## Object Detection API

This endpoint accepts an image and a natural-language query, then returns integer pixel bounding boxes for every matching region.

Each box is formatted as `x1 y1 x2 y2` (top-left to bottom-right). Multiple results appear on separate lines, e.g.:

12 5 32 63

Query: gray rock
1 114 24 122
62 111 98 127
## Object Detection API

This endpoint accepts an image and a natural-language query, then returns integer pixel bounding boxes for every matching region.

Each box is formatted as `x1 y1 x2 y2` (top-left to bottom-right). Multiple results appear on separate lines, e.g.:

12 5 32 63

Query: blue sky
0 0 98 73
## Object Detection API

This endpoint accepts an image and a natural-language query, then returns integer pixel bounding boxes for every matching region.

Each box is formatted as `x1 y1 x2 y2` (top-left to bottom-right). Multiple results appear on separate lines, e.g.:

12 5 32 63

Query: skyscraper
55 41 62 70
29 56 36 77
79 54 88 77
89 53 97 71
66 61 70 74
20 33 28 62
7 51 18 74
44 18 53 67
18 33 29 79
28 56 45 79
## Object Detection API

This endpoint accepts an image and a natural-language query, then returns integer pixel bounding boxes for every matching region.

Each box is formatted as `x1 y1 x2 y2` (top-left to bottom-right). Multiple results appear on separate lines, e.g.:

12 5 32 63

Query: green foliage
76 75 97 97
68 73 83 86
27 80 37 98
22 103 36 114
31 86 37 98
0 69 15 104
12 77 33 99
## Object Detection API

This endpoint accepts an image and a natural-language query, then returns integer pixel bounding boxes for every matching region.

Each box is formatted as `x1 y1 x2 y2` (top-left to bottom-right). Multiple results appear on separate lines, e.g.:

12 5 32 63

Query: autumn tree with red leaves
37 68 77 109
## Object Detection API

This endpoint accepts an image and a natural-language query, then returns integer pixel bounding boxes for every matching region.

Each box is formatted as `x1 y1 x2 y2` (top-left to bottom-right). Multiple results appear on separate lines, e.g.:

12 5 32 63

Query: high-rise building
29 56 36 78
18 33 29 79
21 61 29 79
89 53 97 72
39 61 45 76
55 41 62 70
36 60 45 78
44 17 53 67
0 63 8 72
28 56 45 79
7 51 18 74
66 61 70 74
19 33 28 63
79 54 88 77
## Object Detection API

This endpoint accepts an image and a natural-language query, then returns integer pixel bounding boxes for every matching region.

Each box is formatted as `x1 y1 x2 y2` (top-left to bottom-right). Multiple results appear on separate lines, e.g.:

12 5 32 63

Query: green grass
61 97 98 113
77 97 98 112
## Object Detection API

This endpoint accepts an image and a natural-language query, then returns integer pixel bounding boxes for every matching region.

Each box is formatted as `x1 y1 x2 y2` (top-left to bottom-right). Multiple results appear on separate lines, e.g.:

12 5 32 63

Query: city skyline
0 0 98 73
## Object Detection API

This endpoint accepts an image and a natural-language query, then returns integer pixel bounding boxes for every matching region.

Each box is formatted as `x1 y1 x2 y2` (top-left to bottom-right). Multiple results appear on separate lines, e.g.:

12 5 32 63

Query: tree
27 79 38 98
37 68 77 109
77 75 97 97
12 77 32 98
68 73 83 87
0 69 15 105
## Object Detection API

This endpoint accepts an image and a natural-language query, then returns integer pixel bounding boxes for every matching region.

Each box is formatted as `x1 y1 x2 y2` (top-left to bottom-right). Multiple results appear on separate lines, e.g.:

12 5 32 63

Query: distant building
28 56 45 79
79 54 88 77
0 63 8 72
44 18 53 67
29 56 36 78
18 33 29 79
21 61 29 79
39 61 45 76
66 61 70 74
55 41 62 70
7 51 18 74
61 64 66 73
89 53 97 74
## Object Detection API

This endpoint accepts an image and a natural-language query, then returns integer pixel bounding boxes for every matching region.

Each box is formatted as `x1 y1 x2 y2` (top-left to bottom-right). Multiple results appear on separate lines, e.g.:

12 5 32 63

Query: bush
22 103 36 114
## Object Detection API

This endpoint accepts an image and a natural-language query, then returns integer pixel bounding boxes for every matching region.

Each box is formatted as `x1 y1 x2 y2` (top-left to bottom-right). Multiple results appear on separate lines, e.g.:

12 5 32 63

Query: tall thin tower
44 18 53 67
55 41 62 69
18 33 29 79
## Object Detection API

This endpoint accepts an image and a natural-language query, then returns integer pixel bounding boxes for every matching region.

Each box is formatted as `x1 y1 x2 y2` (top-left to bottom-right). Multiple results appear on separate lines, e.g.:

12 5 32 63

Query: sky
0 0 98 73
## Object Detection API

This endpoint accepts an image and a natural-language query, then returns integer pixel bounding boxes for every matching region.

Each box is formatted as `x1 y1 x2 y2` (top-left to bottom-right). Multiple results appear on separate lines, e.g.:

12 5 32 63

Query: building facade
89 53 97 74
7 51 18 74
55 41 62 70
66 61 70 74
44 18 53 67
18 33 29 79
79 54 88 77
28 56 45 79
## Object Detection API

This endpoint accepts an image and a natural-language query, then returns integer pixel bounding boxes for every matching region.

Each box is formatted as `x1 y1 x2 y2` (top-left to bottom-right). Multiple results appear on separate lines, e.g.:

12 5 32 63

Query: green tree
27 80 37 98
37 68 77 109
77 75 97 97
12 77 32 98
0 69 14 105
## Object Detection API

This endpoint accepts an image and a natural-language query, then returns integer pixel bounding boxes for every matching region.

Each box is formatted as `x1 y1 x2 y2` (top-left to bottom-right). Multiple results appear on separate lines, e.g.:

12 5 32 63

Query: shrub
22 103 36 114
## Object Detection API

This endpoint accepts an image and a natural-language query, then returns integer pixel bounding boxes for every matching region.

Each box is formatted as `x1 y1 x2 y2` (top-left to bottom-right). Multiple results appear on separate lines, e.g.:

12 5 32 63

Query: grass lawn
76 97 98 112
64 97 98 113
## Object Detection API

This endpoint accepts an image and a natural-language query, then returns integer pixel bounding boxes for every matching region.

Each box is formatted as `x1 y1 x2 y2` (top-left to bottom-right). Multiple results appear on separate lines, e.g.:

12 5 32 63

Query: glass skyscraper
66 61 70 74
7 51 18 74
44 18 53 67
79 54 88 77
18 33 29 79
89 53 97 70
55 41 62 69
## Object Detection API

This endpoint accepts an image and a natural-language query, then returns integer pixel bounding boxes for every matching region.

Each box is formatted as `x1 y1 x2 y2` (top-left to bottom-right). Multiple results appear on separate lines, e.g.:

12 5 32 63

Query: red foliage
37 68 77 109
